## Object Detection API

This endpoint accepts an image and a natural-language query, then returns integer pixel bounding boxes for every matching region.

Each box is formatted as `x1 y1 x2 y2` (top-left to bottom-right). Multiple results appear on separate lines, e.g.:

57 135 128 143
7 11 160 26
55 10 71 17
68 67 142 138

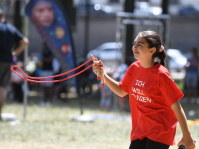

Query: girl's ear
149 47 156 54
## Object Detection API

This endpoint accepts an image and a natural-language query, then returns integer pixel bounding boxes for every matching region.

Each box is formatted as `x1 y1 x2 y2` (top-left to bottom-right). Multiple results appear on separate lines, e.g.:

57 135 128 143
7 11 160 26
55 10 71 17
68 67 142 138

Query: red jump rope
10 58 105 88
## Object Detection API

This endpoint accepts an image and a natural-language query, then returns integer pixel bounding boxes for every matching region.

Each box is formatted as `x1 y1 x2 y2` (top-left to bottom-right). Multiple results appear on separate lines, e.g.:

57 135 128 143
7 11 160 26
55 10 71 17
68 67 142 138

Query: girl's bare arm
171 101 195 149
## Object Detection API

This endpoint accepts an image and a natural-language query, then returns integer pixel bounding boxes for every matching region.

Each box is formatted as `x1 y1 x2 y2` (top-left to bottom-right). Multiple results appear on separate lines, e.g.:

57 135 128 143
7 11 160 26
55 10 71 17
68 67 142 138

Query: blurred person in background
99 72 113 111
37 43 55 107
0 8 29 120
184 47 199 104
10 61 24 103
112 63 128 112
117 64 128 112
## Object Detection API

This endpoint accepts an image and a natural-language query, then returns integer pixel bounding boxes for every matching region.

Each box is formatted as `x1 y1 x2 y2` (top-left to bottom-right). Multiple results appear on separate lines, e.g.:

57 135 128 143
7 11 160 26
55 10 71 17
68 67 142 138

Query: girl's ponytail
157 49 166 66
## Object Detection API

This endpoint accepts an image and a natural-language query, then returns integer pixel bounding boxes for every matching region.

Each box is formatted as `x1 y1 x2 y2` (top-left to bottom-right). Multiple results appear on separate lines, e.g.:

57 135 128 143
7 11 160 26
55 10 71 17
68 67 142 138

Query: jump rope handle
178 145 185 149
96 64 105 88
96 71 101 80
91 55 105 88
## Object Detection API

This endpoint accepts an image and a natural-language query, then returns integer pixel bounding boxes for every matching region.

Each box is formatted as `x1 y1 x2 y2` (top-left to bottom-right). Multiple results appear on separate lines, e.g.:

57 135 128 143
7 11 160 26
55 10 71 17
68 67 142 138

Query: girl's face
32 1 54 27
132 36 154 61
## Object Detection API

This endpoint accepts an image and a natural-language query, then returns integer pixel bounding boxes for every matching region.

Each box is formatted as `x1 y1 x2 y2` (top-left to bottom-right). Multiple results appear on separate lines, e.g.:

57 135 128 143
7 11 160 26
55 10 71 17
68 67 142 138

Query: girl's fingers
90 54 104 83
90 54 102 66
90 54 95 60
93 65 102 76
90 54 97 61
98 60 103 67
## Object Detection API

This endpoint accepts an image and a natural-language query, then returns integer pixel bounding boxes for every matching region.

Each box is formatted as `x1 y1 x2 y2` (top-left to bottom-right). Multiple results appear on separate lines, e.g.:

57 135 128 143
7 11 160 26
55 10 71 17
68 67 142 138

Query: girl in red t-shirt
91 31 195 149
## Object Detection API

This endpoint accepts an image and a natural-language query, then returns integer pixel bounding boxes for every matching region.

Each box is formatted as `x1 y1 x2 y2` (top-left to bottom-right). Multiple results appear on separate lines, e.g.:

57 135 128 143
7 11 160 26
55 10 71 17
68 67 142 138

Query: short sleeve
8 23 24 42
159 72 184 106
14 27 24 41
119 66 132 93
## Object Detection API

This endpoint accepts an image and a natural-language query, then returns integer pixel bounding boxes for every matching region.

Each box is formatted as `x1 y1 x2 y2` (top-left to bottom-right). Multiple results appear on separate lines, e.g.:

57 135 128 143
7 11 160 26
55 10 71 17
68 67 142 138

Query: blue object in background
25 0 77 92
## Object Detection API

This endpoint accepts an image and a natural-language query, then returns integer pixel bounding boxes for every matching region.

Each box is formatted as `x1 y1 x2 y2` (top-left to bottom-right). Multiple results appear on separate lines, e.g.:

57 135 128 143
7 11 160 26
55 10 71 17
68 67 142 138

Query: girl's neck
140 60 155 68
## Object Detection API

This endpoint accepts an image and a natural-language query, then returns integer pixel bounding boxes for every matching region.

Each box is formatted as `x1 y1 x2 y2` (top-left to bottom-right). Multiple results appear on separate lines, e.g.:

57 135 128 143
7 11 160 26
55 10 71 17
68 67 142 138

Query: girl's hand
90 54 105 86
90 54 104 76
178 136 196 149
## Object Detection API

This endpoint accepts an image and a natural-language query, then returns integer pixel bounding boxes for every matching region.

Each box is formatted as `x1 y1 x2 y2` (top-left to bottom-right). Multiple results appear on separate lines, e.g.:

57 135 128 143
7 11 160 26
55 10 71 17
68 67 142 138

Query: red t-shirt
119 61 184 145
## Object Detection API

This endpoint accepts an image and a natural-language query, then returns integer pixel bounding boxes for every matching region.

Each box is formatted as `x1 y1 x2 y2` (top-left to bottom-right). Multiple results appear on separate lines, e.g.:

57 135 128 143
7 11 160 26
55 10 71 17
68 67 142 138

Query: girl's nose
132 45 137 50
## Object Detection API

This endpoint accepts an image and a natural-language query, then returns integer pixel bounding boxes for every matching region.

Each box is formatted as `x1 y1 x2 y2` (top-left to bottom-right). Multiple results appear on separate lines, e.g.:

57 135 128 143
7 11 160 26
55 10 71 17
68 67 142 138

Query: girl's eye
133 42 142 46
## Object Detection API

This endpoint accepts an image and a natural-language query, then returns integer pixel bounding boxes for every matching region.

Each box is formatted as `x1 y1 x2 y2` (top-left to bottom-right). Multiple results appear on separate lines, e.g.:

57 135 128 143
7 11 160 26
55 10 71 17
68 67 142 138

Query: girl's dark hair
138 30 166 66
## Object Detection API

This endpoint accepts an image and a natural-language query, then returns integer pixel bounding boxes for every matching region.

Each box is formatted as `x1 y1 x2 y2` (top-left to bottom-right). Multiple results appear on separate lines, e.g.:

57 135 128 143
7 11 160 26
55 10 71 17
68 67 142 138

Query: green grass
175 80 185 91
0 95 199 149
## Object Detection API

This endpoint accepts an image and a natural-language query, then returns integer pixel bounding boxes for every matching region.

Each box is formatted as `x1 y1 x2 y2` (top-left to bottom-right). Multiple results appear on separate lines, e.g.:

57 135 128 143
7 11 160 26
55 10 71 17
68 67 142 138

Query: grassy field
0 94 199 149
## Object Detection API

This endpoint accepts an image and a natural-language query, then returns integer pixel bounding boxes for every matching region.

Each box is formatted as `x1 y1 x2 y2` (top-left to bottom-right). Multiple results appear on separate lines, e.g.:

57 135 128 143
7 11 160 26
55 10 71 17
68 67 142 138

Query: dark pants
129 138 170 149
12 83 23 103
0 62 11 88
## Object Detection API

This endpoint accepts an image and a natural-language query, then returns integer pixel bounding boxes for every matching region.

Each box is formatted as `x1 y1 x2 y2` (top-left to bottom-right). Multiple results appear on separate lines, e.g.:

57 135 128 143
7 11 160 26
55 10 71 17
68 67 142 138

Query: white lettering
132 87 145 95
131 94 152 103
133 87 136 93
135 80 145 87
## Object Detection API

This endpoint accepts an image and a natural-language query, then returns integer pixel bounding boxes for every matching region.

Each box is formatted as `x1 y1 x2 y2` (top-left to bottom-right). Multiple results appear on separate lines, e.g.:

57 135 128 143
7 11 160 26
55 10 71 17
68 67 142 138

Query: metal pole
23 0 30 120
84 0 90 57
